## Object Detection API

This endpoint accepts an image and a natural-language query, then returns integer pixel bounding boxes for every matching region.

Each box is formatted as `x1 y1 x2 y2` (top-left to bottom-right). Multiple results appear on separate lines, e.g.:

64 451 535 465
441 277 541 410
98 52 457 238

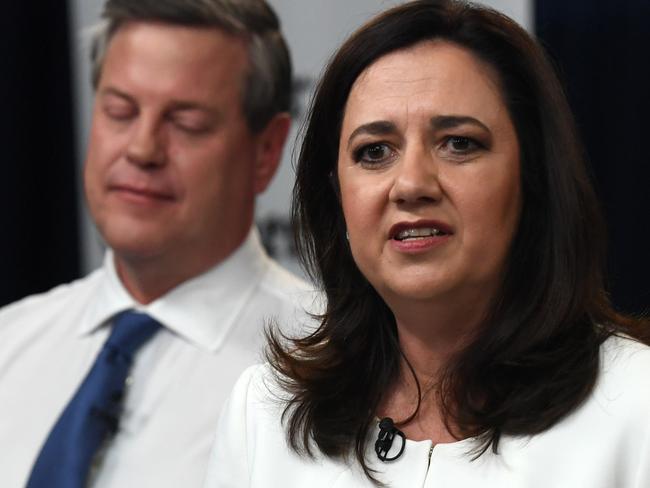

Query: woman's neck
377 291 491 443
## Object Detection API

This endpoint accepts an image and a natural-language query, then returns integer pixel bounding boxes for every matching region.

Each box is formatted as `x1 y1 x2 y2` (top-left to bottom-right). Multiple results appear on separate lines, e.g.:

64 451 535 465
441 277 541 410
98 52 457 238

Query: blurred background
2 0 648 314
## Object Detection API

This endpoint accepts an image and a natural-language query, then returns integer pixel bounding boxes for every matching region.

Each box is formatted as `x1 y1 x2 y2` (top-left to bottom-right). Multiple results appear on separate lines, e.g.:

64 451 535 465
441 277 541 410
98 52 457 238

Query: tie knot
106 311 161 360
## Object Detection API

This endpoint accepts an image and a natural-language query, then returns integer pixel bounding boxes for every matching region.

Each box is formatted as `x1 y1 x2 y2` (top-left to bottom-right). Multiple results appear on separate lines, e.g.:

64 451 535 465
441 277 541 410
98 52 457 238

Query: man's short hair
90 0 292 133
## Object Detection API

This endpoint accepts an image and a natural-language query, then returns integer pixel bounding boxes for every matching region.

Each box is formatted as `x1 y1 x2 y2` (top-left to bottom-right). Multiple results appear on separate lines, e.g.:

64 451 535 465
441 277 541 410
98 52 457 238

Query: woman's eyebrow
430 114 490 132
346 116 492 149
346 120 397 149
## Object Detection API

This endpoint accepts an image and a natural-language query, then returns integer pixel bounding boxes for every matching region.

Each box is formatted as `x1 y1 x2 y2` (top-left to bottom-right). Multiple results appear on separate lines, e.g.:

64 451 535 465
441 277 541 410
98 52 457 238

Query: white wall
69 0 532 274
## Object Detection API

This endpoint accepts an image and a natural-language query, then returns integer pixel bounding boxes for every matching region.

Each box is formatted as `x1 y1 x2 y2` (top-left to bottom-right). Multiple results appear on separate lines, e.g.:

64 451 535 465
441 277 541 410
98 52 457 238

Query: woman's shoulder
205 363 292 486
600 335 650 379
226 362 288 417
597 334 650 414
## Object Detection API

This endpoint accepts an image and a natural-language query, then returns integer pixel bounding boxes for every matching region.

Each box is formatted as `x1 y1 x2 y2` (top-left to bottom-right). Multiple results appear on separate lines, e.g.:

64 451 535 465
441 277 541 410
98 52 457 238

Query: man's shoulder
258 259 322 310
260 258 309 290
0 268 104 325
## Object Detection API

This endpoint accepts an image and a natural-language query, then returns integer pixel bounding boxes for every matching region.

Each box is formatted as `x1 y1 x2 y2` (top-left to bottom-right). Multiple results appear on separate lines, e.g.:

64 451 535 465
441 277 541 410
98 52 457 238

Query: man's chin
102 230 172 263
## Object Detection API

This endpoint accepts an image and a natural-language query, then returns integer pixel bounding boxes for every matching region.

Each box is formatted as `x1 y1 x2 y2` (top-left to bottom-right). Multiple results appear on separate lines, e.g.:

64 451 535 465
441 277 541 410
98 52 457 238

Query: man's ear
253 112 291 195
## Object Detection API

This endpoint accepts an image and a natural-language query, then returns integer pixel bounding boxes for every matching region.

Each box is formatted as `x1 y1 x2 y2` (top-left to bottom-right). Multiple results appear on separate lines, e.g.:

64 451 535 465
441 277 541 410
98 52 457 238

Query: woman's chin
377 278 455 306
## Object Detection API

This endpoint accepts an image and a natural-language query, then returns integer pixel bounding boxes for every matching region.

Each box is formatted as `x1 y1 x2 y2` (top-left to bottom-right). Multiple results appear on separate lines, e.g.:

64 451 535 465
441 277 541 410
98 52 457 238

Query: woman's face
337 41 521 313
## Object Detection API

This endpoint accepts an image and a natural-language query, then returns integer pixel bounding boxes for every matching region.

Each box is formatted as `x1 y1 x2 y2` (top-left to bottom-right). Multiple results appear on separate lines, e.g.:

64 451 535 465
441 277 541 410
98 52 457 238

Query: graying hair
90 0 292 133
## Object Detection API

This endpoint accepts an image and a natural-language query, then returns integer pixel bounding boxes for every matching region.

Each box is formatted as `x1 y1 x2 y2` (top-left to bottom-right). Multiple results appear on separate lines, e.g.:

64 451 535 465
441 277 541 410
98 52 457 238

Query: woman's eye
354 143 395 165
442 136 482 155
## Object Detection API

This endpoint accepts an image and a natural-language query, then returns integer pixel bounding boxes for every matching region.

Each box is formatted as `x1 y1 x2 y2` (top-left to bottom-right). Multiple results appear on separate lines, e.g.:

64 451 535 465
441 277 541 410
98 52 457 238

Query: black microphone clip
375 417 406 462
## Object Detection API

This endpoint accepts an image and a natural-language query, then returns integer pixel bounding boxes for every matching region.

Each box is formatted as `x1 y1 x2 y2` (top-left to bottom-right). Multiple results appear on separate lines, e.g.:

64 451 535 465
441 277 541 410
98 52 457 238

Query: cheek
86 121 128 174
340 178 384 233
169 140 221 179
454 167 521 252
171 142 255 214
339 177 391 279
84 135 109 198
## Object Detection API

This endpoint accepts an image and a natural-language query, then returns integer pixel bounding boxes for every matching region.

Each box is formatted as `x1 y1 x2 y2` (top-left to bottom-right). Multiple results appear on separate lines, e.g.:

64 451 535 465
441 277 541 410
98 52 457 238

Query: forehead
344 40 508 127
100 21 249 102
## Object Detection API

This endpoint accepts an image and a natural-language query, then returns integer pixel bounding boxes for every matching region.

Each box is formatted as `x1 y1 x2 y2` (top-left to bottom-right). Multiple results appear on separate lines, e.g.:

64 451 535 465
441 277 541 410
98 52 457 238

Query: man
0 1 314 486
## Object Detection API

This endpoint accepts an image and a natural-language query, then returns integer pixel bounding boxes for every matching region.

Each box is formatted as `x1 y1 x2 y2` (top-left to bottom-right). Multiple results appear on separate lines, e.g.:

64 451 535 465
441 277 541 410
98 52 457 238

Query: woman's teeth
395 228 445 241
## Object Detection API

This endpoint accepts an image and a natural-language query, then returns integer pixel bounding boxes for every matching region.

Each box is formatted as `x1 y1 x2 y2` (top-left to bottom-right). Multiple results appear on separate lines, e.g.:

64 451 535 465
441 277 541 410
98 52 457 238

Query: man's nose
388 144 442 205
125 116 166 167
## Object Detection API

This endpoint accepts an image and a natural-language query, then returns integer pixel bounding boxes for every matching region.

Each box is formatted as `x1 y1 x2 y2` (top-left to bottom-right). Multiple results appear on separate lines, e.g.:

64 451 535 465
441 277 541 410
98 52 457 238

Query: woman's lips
388 219 453 253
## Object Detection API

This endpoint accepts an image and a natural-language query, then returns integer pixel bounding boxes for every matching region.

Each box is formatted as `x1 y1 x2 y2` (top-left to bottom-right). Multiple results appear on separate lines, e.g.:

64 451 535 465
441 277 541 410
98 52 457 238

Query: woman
205 1 650 486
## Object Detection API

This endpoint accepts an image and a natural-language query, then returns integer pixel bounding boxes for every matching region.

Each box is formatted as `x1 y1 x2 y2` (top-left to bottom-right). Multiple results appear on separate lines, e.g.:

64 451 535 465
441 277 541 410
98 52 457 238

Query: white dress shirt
0 228 317 488
205 335 650 488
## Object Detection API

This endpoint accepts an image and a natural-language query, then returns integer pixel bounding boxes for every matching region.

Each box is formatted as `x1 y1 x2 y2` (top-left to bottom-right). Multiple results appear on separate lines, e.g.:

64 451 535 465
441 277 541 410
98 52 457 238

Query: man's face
85 22 281 279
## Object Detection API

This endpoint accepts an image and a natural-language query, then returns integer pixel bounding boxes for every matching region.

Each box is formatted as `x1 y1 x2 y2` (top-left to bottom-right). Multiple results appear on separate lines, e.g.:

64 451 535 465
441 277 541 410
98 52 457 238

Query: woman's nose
388 145 442 205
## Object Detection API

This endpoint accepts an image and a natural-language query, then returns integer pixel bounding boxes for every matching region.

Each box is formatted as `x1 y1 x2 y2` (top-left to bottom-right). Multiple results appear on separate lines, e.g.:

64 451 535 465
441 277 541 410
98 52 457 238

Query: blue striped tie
27 311 161 487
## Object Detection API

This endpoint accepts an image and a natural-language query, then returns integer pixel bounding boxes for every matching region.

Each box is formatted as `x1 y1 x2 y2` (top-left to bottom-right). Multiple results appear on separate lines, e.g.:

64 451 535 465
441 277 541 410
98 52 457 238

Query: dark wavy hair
267 0 650 482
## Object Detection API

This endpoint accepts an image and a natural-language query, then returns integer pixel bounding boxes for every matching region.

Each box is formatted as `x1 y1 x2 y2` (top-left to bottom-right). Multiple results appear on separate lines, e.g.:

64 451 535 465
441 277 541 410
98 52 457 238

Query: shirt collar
78 227 271 352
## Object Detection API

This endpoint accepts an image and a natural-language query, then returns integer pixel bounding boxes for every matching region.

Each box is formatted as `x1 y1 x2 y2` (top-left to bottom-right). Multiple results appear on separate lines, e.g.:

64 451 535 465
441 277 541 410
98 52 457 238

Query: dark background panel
0 4 81 307
536 0 650 314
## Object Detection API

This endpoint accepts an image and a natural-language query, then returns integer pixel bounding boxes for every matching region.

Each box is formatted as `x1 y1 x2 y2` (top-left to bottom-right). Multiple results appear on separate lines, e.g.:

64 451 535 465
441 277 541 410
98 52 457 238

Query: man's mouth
110 184 175 201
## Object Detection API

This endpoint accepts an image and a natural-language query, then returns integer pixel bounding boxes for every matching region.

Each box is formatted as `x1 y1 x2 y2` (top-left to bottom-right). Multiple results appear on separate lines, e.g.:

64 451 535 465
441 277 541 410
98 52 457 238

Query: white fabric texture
0 228 317 488
205 335 650 488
